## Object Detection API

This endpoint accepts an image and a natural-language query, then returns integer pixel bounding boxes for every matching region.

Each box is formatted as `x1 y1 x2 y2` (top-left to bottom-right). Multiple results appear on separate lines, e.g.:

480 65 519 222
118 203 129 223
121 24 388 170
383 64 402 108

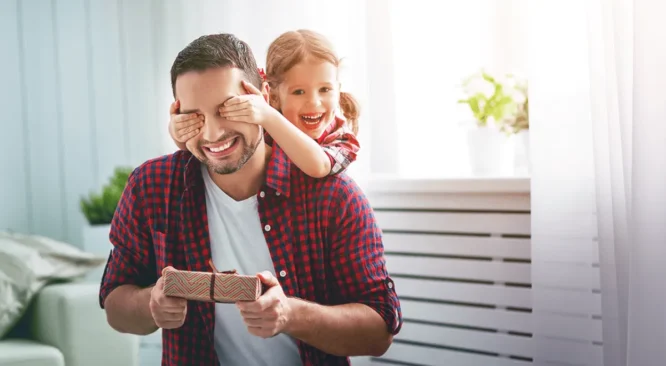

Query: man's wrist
284 297 311 336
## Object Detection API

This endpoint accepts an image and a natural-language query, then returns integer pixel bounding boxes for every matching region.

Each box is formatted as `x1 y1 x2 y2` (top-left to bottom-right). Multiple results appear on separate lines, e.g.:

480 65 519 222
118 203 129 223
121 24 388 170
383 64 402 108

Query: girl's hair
265 29 360 135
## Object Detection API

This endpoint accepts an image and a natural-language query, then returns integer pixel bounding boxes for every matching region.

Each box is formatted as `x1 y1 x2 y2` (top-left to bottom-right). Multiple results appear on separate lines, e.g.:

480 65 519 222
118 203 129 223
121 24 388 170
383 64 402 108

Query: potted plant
79 166 133 278
458 71 529 176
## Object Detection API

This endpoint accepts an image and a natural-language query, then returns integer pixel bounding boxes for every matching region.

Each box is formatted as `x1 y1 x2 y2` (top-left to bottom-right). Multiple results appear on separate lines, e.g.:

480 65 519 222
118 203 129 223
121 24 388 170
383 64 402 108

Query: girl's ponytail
339 91 360 135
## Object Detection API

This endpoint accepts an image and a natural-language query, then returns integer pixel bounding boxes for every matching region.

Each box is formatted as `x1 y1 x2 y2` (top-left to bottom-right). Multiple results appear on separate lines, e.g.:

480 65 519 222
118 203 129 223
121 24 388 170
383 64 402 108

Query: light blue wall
0 0 371 251
0 0 179 248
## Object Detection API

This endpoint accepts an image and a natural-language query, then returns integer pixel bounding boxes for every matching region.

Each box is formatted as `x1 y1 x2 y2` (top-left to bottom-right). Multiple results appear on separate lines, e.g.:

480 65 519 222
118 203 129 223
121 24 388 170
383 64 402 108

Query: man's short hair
170 33 263 97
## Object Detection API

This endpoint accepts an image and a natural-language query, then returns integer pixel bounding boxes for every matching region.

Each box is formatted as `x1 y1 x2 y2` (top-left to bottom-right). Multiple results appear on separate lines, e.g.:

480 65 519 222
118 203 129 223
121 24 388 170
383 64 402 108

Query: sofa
0 281 140 366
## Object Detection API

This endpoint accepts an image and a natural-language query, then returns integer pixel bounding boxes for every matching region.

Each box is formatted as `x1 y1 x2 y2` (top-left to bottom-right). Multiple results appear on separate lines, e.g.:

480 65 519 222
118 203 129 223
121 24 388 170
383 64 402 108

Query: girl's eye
320 87 332 93
292 89 305 95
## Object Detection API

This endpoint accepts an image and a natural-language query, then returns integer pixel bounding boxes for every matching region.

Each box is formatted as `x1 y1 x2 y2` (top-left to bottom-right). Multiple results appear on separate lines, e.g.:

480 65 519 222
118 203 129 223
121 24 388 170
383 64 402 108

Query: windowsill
364 174 531 194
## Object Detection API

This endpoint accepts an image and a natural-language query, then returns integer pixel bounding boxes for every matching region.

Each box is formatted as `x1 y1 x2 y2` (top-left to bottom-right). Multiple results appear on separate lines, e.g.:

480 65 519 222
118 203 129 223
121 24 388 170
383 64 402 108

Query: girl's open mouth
300 113 325 130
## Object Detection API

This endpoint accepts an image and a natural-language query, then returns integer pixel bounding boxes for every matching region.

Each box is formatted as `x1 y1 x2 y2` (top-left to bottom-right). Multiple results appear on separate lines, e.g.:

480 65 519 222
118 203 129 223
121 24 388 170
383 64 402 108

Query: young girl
168 29 360 178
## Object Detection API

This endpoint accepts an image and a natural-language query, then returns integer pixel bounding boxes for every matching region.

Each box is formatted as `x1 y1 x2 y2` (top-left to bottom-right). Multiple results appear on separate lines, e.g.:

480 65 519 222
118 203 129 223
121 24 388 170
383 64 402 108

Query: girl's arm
318 117 360 175
263 114 333 178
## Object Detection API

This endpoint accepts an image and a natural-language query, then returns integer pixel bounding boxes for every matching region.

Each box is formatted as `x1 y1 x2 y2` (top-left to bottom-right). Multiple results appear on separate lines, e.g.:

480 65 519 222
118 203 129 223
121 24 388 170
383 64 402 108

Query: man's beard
198 132 263 175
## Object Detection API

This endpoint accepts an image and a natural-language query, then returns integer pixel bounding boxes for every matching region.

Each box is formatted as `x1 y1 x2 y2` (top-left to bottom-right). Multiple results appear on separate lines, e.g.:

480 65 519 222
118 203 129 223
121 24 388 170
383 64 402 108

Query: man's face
175 67 262 174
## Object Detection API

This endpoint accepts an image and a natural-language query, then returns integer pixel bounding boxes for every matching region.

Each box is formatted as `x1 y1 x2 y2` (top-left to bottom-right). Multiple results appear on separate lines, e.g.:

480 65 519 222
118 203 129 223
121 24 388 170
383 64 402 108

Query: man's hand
149 266 188 329
236 271 293 338
219 81 280 127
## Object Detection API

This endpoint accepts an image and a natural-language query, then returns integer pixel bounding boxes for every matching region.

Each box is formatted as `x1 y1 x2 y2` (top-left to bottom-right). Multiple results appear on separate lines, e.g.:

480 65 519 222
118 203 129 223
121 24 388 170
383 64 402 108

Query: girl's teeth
302 114 323 124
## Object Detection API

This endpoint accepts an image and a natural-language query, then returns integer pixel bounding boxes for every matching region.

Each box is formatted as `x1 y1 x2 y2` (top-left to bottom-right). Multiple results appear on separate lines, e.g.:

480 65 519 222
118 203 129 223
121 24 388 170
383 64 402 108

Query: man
99 33 402 366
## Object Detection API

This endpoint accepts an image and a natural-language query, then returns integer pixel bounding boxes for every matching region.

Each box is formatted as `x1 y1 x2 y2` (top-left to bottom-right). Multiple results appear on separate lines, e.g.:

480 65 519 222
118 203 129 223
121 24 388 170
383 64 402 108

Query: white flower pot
81 224 112 283
466 125 514 177
512 130 530 176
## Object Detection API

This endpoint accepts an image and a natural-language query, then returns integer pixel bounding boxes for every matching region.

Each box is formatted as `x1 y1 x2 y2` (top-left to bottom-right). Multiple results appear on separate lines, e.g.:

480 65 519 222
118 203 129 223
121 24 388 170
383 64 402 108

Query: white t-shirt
202 166 302 366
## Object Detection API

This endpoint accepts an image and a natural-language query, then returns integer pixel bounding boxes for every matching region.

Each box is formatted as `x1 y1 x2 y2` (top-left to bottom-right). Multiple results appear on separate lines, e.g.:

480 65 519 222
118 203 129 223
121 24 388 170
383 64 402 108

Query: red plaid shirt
265 116 360 176
99 142 401 365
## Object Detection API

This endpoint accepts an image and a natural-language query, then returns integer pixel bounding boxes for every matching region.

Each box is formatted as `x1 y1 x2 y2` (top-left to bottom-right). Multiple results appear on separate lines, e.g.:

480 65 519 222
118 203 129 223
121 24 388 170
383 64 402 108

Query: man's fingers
242 317 276 328
239 310 261 320
156 319 186 329
157 293 187 308
242 80 262 95
237 295 278 313
240 308 278 321
257 271 280 287
246 325 276 339
157 308 187 321
159 301 187 313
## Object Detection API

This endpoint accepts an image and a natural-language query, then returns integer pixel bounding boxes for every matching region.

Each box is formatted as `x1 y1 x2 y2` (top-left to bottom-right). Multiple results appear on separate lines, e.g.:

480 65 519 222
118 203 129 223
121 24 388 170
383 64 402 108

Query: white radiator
364 178 602 366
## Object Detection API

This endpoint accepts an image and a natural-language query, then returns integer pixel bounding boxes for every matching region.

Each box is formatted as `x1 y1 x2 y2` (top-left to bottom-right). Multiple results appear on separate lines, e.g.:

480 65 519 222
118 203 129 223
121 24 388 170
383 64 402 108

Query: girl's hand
219 80 279 126
169 100 204 143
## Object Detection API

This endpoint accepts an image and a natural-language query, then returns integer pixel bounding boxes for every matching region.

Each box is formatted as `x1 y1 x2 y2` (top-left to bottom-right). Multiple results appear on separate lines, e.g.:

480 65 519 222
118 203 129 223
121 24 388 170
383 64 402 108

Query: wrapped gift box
162 266 261 303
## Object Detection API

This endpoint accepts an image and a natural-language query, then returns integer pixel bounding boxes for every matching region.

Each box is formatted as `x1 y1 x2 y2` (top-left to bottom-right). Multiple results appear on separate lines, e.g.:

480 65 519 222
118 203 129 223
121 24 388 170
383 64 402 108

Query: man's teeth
301 114 323 125
209 138 235 152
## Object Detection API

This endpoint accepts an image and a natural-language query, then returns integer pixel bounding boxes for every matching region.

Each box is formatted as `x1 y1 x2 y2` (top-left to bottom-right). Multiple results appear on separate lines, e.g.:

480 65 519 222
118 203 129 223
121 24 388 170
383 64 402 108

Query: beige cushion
0 231 106 338
0 339 64 366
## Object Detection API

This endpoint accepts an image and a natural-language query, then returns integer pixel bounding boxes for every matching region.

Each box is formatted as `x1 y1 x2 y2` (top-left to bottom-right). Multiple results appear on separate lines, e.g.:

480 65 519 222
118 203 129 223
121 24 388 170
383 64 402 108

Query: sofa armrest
29 281 140 366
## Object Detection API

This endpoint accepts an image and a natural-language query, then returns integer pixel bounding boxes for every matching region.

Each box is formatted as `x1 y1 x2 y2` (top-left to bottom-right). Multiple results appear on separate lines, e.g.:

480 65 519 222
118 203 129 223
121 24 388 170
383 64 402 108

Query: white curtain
530 1 666 365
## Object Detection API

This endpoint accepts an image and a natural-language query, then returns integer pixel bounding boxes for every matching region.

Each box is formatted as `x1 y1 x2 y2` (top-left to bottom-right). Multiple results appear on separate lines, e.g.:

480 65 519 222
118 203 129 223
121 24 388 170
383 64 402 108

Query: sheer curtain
529 1 666 365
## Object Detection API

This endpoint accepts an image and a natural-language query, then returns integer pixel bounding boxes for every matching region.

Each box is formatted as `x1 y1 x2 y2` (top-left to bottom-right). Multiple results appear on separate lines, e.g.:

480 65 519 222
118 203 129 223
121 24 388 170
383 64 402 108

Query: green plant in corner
80 166 133 225
458 70 529 134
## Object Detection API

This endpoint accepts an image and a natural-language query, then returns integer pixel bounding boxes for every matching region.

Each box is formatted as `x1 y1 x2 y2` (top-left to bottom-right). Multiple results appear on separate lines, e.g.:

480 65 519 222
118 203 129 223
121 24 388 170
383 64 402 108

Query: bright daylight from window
388 0 528 178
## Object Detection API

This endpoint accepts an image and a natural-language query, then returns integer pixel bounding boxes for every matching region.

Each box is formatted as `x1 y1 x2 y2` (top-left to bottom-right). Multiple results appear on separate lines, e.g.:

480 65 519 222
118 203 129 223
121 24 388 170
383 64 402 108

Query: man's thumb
161 266 176 277
257 271 279 287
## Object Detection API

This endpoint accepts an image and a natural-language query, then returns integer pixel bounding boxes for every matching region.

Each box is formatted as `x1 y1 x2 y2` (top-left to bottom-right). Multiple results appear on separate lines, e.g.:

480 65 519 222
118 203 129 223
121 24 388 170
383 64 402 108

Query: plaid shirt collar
182 142 292 197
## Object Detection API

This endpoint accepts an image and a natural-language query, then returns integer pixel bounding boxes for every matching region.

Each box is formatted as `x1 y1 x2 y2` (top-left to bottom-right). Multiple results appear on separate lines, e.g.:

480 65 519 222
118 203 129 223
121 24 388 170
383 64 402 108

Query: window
368 0 528 178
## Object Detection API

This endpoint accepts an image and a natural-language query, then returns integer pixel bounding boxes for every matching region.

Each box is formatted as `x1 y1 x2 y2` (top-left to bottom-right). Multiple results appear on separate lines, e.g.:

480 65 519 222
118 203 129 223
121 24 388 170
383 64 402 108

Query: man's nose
201 115 226 141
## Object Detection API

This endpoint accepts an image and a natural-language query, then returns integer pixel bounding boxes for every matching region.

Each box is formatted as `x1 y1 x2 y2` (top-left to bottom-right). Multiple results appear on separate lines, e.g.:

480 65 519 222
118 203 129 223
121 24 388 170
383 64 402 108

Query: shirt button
276 192 280 196
279 270 286 278
264 225 271 232
388 282 393 289
259 191 265 198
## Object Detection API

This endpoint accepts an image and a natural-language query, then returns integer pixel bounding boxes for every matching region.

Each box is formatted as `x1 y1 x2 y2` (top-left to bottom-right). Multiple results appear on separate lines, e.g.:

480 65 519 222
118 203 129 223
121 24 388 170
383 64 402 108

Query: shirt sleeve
99 168 157 308
318 117 360 176
327 179 403 335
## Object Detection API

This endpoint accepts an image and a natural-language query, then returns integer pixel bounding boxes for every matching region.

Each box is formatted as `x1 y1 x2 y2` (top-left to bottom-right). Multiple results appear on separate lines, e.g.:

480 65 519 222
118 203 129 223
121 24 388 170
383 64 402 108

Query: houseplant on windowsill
458 71 529 176
79 166 133 281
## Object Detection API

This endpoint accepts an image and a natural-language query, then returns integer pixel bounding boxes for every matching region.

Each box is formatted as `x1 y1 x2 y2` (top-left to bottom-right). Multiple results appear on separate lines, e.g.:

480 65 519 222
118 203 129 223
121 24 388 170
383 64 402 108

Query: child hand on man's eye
169 100 204 143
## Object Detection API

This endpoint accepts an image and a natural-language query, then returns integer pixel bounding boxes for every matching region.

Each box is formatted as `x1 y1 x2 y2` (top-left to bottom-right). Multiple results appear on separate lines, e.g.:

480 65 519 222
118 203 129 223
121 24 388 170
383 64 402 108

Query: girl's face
275 59 340 139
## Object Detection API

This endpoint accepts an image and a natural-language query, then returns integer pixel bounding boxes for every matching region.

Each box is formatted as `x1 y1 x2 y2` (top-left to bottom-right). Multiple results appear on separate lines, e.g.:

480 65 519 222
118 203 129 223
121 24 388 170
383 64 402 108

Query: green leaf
80 166 134 225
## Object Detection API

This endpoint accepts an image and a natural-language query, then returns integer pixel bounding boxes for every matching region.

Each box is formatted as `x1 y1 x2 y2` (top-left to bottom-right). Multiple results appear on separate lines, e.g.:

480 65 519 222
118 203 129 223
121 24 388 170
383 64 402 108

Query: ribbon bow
208 259 237 302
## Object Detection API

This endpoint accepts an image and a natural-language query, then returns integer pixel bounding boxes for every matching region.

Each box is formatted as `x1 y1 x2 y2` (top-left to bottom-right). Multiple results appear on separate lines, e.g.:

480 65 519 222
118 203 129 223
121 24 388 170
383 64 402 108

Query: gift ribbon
208 259 237 302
